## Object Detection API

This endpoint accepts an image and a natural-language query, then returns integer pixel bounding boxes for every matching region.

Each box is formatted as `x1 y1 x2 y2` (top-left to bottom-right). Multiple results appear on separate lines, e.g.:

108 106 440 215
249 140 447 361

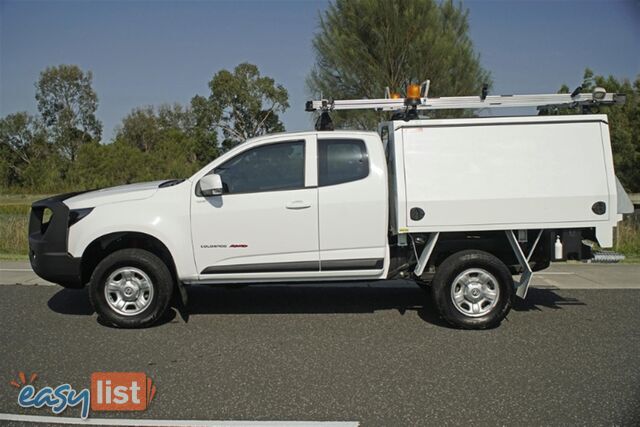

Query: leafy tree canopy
547 68 640 192
2 62 289 192
35 65 102 162
308 0 491 128
197 62 289 150
0 112 60 190
115 103 219 167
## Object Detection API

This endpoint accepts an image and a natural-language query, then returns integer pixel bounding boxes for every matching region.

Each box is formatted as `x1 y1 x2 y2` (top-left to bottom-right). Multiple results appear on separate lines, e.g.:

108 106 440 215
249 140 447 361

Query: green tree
69 141 148 189
197 62 289 150
35 64 102 161
0 112 63 190
116 103 217 166
308 0 491 128
149 129 201 178
190 95 221 164
0 112 39 187
70 103 206 189
116 106 164 153
550 69 640 192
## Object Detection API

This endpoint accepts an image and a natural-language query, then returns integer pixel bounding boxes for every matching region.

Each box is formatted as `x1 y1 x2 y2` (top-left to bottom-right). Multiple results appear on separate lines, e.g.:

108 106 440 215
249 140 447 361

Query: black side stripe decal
320 258 384 271
201 258 384 274
202 261 319 274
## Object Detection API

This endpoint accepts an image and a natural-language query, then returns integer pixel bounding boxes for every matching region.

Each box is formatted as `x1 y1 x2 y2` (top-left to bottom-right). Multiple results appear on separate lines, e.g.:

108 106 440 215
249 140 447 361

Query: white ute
28 85 633 329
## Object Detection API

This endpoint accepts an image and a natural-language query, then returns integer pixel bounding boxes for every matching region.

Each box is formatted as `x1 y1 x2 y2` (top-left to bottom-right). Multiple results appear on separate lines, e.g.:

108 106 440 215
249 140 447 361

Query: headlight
68 208 94 226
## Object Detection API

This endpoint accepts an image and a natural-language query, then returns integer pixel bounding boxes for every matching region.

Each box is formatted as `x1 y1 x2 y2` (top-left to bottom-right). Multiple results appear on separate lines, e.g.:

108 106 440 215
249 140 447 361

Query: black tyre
431 250 513 329
89 249 173 328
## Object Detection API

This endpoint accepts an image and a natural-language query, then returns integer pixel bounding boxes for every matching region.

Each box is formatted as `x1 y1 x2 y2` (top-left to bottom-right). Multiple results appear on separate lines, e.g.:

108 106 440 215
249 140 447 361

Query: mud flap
173 281 189 322
178 281 188 306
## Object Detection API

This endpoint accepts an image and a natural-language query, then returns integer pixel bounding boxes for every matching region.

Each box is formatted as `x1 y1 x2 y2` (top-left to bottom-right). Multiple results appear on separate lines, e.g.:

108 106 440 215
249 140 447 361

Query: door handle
286 200 311 210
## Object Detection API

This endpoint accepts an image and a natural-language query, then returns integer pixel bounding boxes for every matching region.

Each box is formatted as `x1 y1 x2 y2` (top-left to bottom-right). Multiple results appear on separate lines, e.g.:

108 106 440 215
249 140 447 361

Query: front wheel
89 249 174 328
431 250 513 329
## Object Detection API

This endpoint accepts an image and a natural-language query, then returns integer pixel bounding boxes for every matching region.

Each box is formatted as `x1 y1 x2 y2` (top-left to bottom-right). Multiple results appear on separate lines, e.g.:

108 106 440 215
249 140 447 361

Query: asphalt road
0 267 639 426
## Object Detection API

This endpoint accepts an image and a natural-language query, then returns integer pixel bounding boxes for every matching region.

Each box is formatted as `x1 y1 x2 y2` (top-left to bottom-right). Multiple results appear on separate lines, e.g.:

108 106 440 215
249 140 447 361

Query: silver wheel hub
104 267 154 316
451 268 500 318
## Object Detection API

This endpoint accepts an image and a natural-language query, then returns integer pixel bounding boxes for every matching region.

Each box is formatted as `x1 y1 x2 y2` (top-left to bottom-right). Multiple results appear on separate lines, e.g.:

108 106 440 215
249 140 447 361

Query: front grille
29 206 56 236
29 191 89 254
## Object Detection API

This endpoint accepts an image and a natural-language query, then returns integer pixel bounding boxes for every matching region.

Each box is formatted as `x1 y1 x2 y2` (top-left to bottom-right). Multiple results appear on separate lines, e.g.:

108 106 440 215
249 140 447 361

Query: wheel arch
80 231 179 292
430 231 517 270
415 230 552 278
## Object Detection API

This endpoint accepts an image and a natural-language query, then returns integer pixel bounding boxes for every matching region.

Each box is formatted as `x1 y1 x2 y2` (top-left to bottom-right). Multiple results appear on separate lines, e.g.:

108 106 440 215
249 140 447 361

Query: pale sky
1 0 638 141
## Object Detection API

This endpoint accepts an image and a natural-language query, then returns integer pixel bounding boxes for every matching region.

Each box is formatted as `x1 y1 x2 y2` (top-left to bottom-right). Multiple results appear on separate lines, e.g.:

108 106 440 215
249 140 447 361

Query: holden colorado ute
28 86 633 329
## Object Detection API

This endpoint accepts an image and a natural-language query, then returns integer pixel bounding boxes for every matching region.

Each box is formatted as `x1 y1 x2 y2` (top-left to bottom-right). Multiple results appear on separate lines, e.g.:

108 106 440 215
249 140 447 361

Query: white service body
383 115 620 246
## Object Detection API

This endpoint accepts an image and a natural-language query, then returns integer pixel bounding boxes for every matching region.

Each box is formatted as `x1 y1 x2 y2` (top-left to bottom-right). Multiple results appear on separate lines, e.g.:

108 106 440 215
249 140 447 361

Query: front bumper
28 192 86 288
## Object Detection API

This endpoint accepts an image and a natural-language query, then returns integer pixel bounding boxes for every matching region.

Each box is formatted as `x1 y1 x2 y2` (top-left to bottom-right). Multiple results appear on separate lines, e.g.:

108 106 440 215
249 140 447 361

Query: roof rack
306 90 625 113
306 81 626 130
306 78 626 112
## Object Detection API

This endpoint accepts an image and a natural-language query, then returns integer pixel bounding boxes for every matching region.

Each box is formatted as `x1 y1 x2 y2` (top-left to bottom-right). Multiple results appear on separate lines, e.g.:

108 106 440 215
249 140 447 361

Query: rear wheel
431 250 513 329
89 249 173 328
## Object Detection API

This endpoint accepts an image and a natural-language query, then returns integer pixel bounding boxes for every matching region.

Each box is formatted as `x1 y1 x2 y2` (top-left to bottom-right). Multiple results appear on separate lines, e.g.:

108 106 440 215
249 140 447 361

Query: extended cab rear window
318 139 369 186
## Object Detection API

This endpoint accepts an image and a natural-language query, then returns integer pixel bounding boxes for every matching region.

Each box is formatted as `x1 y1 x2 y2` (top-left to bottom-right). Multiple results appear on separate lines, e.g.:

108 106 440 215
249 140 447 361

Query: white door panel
191 137 320 277
319 182 387 256
191 188 319 274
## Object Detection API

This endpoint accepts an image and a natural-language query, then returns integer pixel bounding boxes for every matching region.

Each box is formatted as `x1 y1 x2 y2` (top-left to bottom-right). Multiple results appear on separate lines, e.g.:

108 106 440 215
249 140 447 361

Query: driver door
190 136 319 281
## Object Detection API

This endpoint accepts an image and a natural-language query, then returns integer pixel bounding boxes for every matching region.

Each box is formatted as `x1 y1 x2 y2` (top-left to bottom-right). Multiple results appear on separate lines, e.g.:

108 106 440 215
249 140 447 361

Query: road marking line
0 268 33 272
0 413 358 426
540 276 561 288
536 272 575 275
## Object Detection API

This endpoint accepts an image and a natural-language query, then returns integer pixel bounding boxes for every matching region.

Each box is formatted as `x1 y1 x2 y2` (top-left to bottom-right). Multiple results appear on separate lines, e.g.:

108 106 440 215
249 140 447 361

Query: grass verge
0 194 49 258
615 217 640 258
0 194 50 205
0 211 29 255
0 253 29 261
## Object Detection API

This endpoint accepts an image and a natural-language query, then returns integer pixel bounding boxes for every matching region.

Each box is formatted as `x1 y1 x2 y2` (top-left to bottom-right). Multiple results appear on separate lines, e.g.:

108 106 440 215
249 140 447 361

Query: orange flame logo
9 371 37 388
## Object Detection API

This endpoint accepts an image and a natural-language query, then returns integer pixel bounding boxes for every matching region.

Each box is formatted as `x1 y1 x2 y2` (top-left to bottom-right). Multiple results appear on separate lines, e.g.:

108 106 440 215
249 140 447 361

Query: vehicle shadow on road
47 288 94 315
512 287 586 312
46 287 177 328
46 284 583 329
181 283 582 327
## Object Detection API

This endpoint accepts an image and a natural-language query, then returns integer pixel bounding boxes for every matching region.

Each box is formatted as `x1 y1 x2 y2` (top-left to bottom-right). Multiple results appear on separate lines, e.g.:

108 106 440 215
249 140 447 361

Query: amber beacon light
405 83 422 107
407 84 421 99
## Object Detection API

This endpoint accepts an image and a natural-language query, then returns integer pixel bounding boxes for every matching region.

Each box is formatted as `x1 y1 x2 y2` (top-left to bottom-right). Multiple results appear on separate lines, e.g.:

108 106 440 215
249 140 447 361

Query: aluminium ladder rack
305 90 625 112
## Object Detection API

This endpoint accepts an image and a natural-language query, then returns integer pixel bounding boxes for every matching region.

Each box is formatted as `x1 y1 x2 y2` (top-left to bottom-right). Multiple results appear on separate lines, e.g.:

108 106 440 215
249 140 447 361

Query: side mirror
200 174 223 196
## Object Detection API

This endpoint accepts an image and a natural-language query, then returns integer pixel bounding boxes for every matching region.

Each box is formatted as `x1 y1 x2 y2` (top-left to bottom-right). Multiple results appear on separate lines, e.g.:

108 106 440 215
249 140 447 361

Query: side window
318 139 369 187
213 141 305 194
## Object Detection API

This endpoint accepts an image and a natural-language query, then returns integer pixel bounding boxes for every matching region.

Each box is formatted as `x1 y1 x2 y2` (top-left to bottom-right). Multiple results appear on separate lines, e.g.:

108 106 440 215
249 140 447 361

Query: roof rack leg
505 230 543 299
